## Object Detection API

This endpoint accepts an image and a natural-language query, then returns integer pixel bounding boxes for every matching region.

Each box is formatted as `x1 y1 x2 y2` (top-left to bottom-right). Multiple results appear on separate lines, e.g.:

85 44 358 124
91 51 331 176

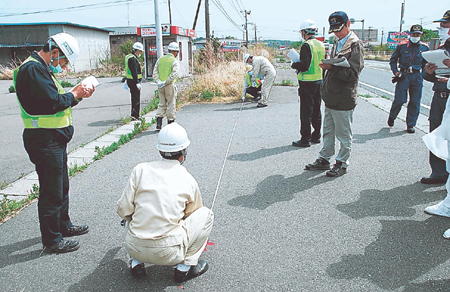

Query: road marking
359 81 431 110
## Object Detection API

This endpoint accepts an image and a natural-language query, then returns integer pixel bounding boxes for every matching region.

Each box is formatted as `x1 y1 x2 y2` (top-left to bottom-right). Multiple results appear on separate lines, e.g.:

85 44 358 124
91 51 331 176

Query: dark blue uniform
423 40 450 181
389 40 429 127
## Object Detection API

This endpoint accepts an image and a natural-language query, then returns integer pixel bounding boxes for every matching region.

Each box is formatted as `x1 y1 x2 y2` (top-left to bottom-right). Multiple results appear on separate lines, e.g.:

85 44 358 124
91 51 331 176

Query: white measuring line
210 101 244 210
359 81 431 110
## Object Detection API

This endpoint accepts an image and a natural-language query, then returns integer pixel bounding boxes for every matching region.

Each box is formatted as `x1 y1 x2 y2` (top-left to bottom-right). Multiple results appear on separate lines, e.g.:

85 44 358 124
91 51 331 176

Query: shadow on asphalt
228 145 303 162
228 170 331 210
68 247 181 291
402 278 450 291
88 119 122 127
327 217 450 290
330 182 450 289
0 236 43 269
213 104 259 112
353 127 407 144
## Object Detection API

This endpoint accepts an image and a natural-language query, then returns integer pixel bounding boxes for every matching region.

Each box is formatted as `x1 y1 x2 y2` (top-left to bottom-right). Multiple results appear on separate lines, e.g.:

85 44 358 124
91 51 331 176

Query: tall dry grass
0 65 14 80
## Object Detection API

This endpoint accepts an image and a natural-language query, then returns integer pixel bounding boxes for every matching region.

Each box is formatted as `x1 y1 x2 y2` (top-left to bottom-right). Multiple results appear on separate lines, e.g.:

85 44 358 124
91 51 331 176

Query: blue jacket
423 39 450 93
389 40 429 74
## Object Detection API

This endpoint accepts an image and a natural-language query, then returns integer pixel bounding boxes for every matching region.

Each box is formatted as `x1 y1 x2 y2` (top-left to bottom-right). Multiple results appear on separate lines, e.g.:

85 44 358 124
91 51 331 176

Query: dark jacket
15 51 79 142
390 40 429 74
321 31 364 110
127 54 142 84
423 39 450 93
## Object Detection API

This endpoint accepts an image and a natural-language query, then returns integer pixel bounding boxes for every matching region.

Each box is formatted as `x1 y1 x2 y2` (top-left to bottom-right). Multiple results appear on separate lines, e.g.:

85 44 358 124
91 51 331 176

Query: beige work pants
124 207 214 266
260 70 276 105
156 83 177 120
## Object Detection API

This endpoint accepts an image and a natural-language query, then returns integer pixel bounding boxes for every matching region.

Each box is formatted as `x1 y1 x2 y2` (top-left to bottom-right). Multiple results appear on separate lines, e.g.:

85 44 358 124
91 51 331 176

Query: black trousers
429 92 449 179
298 80 322 142
127 79 141 119
246 85 262 98
23 130 72 247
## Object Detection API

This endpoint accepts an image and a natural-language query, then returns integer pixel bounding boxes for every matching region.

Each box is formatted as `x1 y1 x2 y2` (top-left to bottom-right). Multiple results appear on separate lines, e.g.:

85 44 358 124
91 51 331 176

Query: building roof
104 26 138 35
0 43 44 48
0 22 112 32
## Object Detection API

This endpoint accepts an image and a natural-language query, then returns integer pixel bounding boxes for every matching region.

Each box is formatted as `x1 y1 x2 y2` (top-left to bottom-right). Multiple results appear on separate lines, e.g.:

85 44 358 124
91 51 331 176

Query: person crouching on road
242 64 262 101
125 42 144 121
291 19 325 148
244 53 276 108
14 33 94 253
153 42 180 130
117 123 214 282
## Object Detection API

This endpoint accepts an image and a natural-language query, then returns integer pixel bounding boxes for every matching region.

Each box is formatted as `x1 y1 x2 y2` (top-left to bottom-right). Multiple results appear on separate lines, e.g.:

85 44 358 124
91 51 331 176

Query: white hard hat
243 53 252 63
50 33 79 65
157 123 190 153
168 42 180 51
300 19 317 35
133 42 144 51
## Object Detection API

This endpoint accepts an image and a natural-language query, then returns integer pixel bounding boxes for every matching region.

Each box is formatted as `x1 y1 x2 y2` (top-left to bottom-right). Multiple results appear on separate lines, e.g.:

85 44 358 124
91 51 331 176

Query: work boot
130 263 146 279
387 117 394 127
407 126 415 134
61 225 89 237
168 119 175 124
156 117 163 131
305 158 330 170
174 260 209 283
292 140 311 148
43 239 80 254
421 176 448 184
326 161 347 177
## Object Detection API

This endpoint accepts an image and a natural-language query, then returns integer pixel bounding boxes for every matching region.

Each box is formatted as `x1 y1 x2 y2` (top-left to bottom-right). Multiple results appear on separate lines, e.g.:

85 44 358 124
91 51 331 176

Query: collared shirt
117 159 203 240
336 32 351 54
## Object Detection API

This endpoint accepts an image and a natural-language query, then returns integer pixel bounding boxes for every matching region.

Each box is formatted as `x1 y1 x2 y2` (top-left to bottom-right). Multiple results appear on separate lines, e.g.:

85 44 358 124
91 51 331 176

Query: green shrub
60 80 75 88
8 85 15 93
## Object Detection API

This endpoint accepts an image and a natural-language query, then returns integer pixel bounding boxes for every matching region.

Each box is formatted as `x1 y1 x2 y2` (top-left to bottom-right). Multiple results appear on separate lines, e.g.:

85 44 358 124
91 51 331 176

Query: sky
0 0 446 42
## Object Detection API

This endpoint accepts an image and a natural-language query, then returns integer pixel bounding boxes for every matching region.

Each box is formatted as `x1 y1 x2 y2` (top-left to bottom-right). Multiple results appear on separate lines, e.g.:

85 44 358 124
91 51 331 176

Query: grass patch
0 184 39 224
140 96 160 116
381 95 389 99
359 94 373 98
275 79 295 86
68 163 89 177
60 80 75 88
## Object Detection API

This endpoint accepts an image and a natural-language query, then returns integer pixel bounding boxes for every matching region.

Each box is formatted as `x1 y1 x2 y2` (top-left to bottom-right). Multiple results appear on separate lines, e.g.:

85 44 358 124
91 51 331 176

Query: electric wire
210 100 244 210
210 0 244 32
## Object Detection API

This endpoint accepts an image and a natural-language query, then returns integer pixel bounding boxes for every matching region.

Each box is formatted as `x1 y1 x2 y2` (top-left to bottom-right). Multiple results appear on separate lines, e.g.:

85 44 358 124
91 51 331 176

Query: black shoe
256 103 268 108
61 225 89 237
131 116 141 121
407 126 415 133
387 117 394 127
43 239 80 254
174 260 209 283
168 119 175 124
131 263 146 279
292 140 311 147
311 139 321 144
326 162 347 177
156 117 163 131
305 158 330 170
421 176 448 184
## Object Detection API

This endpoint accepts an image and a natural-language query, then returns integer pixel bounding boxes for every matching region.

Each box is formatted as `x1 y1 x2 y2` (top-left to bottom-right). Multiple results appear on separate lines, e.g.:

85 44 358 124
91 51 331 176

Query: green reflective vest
13 56 73 129
246 73 261 87
125 54 142 79
158 54 176 82
297 38 325 81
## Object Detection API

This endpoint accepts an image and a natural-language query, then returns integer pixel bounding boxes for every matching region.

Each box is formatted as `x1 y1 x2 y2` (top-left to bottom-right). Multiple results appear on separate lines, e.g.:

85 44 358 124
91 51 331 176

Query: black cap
328 11 349 33
434 10 450 22
410 24 423 34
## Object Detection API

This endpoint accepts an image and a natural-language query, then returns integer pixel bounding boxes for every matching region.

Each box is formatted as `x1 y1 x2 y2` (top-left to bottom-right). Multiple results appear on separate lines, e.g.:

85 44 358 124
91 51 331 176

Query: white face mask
438 27 450 42
410 37 420 43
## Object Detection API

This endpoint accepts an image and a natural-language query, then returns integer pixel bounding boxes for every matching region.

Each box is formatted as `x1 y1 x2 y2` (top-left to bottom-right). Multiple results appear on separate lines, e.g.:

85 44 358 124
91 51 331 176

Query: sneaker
174 260 209 283
387 117 394 127
43 239 80 254
292 140 311 148
256 103 268 108
407 126 415 133
131 263 146 279
326 162 347 177
424 201 450 218
305 158 331 170
61 225 89 237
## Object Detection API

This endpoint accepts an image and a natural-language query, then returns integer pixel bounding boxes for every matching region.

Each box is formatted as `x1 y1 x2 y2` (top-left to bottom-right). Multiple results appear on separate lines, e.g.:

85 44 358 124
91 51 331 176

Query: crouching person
117 123 214 282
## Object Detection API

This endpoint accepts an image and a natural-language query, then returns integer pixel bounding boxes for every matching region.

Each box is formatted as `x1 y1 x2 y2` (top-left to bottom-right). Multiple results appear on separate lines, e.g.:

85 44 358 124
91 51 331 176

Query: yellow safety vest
298 38 325 81
125 54 142 79
158 54 176 82
13 56 73 129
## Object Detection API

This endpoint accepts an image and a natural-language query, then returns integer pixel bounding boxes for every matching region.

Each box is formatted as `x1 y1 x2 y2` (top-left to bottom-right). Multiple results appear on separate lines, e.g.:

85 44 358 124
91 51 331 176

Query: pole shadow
353 127 406 144
227 145 302 162
0 236 44 269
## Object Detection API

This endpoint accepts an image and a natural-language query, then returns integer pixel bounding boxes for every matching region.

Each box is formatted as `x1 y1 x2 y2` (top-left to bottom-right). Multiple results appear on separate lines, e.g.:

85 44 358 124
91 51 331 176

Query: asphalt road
1 78 450 291
0 78 156 185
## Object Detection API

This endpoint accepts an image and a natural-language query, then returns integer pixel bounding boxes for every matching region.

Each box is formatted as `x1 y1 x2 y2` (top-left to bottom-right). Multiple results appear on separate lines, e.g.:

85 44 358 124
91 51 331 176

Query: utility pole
241 10 251 47
127 1 130 25
254 24 257 44
399 0 405 43
154 0 163 58
168 0 172 25
192 0 202 30
205 0 210 42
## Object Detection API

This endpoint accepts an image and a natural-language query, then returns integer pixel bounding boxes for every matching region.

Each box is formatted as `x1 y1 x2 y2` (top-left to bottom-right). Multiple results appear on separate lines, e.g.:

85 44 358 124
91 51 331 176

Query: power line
0 0 147 17
227 0 244 21
210 0 243 32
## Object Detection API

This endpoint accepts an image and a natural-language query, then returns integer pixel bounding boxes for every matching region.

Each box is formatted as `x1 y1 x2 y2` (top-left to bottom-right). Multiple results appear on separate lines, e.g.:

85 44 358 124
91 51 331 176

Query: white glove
157 80 165 88
242 96 246 101
251 81 257 87
136 84 142 90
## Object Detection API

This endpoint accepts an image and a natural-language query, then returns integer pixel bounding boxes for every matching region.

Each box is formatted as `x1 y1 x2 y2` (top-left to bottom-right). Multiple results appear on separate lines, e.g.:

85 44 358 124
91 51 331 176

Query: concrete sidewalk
1 84 449 291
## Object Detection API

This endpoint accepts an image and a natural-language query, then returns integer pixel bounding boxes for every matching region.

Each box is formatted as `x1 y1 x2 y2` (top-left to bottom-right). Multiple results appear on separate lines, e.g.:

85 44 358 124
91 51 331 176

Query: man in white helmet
291 19 325 148
14 32 94 253
244 53 276 108
117 123 214 281
153 42 180 130
125 42 144 120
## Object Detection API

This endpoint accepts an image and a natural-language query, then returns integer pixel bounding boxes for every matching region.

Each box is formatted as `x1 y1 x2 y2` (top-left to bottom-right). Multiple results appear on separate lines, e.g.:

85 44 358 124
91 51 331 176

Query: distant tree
225 36 235 39
422 29 438 42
